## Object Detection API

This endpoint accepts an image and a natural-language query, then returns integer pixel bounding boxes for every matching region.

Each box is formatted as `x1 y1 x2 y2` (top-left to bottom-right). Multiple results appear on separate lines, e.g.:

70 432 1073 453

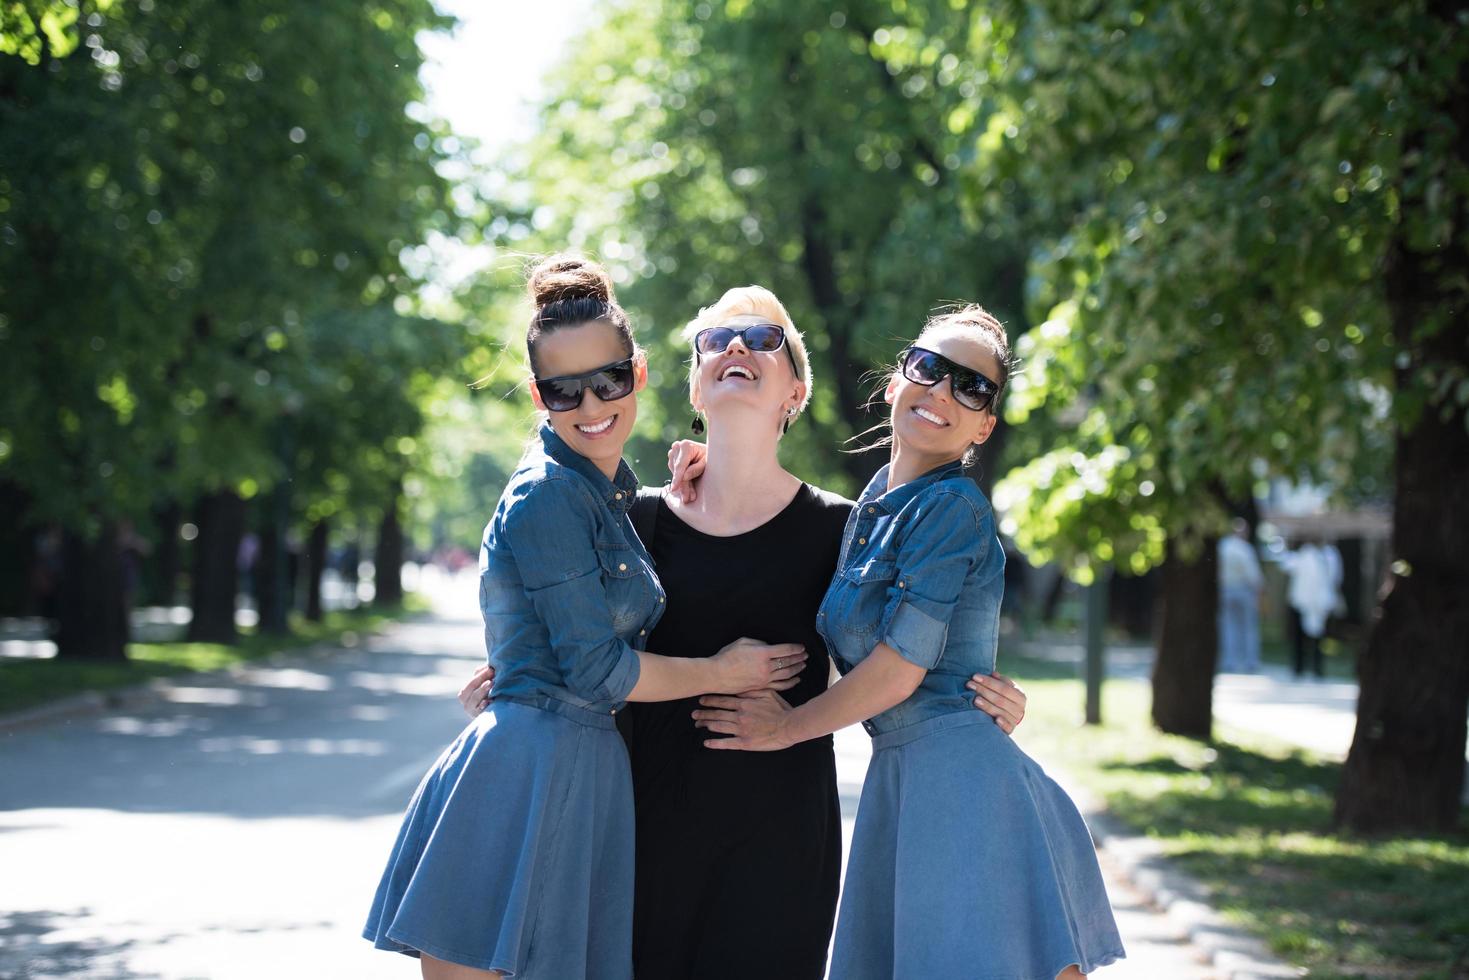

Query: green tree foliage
1 0 458 654
287 308 463 533
409 262 545 555
985 0 1468 827
991 0 1406 577
487 0 1034 496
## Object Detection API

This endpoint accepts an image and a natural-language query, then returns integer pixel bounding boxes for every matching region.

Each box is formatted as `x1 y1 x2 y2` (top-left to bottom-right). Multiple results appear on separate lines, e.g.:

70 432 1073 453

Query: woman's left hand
458 664 495 719
966 671 1026 734
692 690 795 751
666 439 708 504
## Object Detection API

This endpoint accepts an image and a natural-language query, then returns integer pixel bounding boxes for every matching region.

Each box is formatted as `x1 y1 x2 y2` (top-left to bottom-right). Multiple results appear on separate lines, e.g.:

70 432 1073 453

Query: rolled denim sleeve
880 490 986 669
501 479 642 704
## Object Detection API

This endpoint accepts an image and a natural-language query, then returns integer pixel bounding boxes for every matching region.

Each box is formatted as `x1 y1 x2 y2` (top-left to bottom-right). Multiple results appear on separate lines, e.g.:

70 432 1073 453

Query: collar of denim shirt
536 423 640 516
857 458 967 515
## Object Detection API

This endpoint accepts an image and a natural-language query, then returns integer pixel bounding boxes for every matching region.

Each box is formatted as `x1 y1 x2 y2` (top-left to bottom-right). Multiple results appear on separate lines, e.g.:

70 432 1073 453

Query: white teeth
576 416 615 434
914 407 948 427
720 365 755 381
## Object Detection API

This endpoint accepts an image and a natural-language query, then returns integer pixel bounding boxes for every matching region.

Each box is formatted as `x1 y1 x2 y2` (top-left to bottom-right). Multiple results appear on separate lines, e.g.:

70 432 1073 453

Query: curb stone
0 685 163 733
1070 783 1305 980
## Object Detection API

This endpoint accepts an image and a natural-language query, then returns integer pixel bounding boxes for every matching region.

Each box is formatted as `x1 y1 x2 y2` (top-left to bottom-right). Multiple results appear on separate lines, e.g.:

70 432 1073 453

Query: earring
781 410 794 435
691 414 705 436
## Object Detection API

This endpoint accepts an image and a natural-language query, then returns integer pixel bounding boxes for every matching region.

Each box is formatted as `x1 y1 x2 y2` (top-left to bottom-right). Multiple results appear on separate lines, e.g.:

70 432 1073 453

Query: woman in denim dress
696 305 1126 979
362 257 806 980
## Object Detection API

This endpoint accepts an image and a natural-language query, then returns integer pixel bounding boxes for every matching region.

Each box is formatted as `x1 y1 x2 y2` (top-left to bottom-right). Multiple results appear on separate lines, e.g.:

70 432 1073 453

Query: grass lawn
0 595 430 716
1006 649 1469 980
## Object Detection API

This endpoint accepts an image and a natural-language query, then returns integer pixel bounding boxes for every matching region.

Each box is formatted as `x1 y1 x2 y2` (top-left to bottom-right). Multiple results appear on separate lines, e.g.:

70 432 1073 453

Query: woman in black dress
459 285 1028 979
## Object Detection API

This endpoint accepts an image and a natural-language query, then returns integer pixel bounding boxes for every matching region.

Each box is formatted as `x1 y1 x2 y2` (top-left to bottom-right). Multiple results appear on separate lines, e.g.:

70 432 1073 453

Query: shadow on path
0 908 155 979
0 619 484 819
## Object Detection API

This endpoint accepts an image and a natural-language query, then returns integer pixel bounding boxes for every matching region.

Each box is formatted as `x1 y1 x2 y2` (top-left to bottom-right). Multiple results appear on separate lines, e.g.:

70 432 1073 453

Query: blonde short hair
681 286 813 420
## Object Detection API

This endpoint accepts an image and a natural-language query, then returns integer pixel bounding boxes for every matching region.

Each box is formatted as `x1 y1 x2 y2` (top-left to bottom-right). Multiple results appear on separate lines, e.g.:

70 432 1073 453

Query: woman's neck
886 443 963 493
674 416 800 535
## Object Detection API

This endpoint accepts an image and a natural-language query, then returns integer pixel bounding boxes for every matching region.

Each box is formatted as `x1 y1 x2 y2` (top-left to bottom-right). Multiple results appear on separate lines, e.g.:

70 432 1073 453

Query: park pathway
2 582 1217 979
1019 634 1469 772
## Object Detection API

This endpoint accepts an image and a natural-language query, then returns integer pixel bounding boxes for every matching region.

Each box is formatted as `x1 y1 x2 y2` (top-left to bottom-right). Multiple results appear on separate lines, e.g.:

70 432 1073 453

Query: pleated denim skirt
830 711 1125 980
363 696 635 978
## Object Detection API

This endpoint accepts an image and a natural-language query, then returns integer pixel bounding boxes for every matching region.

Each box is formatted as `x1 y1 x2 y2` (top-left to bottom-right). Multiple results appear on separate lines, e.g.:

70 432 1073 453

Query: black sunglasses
898 346 1000 412
693 323 800 378
534 357 637 413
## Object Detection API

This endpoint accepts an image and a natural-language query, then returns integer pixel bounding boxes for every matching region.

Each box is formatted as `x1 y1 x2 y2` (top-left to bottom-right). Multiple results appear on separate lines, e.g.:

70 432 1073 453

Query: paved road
0 606 481 980
2 590 1215 979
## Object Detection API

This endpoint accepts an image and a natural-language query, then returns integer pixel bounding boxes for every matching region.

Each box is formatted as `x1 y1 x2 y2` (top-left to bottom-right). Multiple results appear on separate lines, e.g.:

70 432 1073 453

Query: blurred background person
237 530 260 604
1284 536 1343 678
1216 519 1264 674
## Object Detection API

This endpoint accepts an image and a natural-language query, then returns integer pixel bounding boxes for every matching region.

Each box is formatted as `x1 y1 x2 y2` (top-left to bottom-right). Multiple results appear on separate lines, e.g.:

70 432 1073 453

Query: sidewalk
1017 634 1469 769
1214 668 1361 761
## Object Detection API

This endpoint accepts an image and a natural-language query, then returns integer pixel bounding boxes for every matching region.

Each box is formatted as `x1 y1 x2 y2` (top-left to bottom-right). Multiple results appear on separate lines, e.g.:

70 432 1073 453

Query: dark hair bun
528 255 614 308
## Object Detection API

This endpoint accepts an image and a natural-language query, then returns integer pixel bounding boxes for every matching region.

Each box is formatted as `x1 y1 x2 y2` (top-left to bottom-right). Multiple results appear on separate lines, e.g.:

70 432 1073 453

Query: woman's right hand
458 664 495 718
711 637 808 694
667 439 708 503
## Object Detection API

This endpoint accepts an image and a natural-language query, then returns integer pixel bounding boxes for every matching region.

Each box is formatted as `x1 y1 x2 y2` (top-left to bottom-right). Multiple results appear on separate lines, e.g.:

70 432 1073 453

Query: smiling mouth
575 415 617 436
912 406 949 427
718 364 757 381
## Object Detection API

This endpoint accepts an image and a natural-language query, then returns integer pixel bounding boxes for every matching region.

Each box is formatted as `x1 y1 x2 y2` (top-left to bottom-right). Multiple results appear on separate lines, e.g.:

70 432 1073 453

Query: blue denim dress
821 462 1125 980
363 424 664 978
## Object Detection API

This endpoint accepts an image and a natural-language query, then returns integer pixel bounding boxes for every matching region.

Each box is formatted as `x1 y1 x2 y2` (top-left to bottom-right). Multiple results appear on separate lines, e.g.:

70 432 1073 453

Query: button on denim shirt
479 424 665 714
816 460 1004 736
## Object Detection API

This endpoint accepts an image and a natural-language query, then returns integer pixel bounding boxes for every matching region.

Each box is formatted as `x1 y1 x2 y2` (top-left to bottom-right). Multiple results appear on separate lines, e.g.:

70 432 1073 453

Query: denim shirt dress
480 424 665 714
816 459 1002 735
821 461 1126 980
363 424 665 979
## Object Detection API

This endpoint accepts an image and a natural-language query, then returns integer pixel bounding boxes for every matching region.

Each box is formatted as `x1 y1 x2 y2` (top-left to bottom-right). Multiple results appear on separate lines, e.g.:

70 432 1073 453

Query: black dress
618 483 853 980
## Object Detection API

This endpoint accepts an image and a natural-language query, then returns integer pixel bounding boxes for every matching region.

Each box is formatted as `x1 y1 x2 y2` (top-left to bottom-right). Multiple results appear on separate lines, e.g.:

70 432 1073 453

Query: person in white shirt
1284 537 1343 677
1217 519 1264 673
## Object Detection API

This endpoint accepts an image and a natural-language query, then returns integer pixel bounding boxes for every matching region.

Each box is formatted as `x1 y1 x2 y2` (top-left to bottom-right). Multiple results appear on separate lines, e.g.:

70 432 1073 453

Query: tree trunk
54 522 129 661
0 480 34 616
784 109 883 490
1334 379 1469 832
186 491 244 643
1109 569 1157 640
374 484 405 608
1334 18 1469 830
796 193 881 489
304 518 329 622
256 510 289 635
970 244 1030 500
1150 540 1219 738
147 500 182 607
